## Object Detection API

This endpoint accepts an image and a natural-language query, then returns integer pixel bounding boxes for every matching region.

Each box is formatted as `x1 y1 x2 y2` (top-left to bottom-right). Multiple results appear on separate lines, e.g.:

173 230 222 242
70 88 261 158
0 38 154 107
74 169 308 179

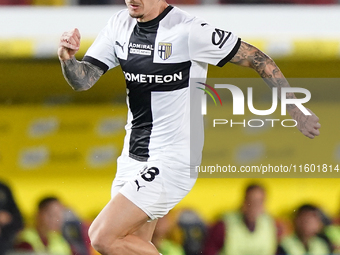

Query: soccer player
58 1 321 255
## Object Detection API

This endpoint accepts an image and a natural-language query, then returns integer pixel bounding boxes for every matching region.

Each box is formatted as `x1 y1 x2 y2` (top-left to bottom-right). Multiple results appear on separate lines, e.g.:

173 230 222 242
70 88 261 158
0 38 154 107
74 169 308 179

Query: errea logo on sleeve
212 29 231 49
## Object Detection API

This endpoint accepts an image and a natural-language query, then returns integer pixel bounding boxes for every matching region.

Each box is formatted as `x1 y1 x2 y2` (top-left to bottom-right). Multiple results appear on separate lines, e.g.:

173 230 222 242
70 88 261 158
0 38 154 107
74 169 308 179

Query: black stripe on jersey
82 56 109 73
128 90 152 162
119 7 190 162
124 19 158 162
217 38 242 67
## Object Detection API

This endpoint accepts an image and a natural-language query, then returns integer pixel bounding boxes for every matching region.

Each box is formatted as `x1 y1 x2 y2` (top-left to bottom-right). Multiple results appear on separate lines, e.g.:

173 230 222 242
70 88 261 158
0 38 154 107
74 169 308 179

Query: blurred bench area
0 5 339 103
1 5 340 61
0 0 339 5
0 3 340 255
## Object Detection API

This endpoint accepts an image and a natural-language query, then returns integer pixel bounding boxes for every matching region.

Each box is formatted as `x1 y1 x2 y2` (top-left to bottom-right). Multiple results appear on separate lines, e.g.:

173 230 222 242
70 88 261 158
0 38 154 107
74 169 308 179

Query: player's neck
137 1 169 23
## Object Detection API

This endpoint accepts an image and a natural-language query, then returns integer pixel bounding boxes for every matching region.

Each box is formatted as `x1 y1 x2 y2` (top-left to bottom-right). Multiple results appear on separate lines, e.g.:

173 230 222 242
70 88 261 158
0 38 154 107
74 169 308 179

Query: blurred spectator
277 204 332 255
0 181 23 255
14 196 72 255
152 213 185 255
0 0 30 5
178 210 206 255
203 184 278 255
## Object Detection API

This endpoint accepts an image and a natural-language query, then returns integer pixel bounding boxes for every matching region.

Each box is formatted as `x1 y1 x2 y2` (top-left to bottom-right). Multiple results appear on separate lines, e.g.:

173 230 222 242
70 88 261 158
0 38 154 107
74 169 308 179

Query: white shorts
111 154 197 220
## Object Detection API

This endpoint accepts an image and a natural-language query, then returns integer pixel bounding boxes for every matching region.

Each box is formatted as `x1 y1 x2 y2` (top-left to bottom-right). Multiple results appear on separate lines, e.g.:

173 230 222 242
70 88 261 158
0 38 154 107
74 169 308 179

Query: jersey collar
137 5 173 28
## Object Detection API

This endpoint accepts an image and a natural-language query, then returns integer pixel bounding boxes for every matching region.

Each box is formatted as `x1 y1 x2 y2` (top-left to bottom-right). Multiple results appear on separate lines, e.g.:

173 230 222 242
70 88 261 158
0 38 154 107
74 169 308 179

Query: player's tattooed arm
230 41 294 104
60 57 104 91
230 40 321 139
58 28 103 91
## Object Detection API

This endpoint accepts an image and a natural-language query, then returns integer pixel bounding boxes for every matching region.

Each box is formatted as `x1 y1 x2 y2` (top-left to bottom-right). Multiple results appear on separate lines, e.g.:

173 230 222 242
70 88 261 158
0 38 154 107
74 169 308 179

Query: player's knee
88 222 123 255
88 221 96 244
88 223 108 253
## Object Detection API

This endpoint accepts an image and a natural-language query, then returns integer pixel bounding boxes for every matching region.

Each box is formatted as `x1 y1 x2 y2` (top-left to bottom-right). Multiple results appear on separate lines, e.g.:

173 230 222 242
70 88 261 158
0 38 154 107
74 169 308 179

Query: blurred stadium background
0 0 340 254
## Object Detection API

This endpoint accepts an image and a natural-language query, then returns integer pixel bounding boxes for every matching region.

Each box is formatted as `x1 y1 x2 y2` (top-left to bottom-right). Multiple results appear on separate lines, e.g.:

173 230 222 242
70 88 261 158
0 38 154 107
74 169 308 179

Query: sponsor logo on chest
128 42 173 60
129 42 154 56
123 71 183 84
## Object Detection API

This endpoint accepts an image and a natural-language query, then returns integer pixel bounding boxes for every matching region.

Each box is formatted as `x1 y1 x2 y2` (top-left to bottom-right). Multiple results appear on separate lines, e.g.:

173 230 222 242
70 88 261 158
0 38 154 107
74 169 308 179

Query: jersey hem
129 152 148 162
83 55 109 73
217 38 241 67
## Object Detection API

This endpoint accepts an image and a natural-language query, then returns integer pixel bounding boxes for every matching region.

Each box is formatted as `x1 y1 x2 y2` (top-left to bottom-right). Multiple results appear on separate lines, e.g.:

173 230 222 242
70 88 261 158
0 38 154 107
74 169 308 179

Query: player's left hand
289 107 320 139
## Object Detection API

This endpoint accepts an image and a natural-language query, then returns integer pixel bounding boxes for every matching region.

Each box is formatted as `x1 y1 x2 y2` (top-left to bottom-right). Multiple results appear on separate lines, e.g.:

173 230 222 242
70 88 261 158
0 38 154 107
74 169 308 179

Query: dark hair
245 183 265 196
295 204 321 218
38 196 59 211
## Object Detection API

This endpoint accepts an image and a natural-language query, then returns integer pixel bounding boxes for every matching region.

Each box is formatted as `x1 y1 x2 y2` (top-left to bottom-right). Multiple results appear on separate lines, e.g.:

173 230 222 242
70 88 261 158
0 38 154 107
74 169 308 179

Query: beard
129 12 144 19
127 5 144 19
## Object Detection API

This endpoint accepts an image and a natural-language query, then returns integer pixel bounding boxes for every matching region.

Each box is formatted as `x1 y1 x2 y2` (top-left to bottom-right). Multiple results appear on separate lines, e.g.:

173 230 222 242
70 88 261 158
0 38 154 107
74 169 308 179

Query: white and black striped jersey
83 5 240 165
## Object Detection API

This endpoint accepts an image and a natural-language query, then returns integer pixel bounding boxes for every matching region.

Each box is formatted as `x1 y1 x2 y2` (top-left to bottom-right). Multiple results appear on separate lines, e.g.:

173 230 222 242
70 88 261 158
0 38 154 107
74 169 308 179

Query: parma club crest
158 42 172 60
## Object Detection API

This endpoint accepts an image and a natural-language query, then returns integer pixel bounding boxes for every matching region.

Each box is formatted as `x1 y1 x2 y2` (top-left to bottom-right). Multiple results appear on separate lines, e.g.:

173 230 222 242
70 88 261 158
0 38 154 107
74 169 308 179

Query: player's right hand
58 28 81 61
289 107 321 139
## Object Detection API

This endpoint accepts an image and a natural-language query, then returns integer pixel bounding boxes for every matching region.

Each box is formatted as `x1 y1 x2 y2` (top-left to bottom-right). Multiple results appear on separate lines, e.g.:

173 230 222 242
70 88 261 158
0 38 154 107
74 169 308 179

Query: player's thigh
132 220 158 242
89 192 149 241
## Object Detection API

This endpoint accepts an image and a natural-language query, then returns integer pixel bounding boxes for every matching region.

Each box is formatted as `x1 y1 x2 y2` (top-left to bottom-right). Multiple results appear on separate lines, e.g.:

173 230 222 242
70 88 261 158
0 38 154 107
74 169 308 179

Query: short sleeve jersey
84 5 240 165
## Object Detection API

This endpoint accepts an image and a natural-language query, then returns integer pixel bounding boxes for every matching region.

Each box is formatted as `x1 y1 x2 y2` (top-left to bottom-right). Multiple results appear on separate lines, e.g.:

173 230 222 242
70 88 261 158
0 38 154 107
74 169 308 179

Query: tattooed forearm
60 57 103 91
230 41 320 138
230 41 296 110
